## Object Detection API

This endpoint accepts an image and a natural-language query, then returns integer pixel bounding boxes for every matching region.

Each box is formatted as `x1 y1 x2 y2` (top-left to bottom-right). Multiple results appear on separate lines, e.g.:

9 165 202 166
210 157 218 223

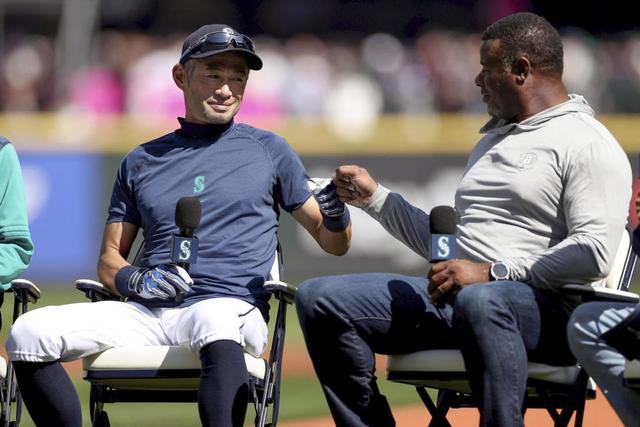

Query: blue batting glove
116 264 193 301
309 178 345 217
309 178 350 231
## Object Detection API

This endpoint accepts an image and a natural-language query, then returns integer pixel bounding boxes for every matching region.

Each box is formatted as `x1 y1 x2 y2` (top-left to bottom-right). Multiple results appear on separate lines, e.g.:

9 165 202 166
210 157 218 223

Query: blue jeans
567 302 640 426
296 274 575 427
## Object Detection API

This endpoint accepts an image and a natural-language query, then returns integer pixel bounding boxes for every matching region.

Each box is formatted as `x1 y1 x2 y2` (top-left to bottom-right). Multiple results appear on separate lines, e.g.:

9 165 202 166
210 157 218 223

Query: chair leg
415 387 453 427
0 377 7 427
3 363 15 427
92 410 110 427
250 380 262 426
557 370 589 427
8 288 35 427
257 296 288 427
89 383 110 427
573 400 586 427
569 371 589 427
0 362 24 427
13 391 22 427
533 370 589 427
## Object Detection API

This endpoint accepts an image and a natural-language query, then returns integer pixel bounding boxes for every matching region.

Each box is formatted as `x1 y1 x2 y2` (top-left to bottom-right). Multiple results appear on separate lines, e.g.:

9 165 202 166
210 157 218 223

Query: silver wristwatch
490 261 510 281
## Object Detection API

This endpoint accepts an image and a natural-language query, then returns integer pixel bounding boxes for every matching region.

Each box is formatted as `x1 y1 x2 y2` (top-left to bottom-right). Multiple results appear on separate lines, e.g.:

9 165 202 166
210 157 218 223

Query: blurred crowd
3 28 640 122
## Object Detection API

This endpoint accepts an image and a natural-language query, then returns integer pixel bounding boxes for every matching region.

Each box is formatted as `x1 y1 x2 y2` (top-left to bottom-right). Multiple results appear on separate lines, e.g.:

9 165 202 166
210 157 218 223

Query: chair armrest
10 279 41 304
264 280 296 304
75 279 121 302
562 284 640 303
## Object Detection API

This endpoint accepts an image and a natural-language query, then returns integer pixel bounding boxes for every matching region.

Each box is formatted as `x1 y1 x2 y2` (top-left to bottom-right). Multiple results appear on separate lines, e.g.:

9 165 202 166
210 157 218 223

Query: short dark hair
482 12 563 75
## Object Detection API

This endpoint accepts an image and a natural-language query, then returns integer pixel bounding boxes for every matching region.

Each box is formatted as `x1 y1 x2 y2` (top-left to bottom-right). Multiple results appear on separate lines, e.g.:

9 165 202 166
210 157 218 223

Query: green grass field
0 285 422 426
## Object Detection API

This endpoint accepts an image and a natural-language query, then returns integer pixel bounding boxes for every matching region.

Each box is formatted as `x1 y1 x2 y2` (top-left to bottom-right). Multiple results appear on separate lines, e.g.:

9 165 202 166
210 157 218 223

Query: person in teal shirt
0 137 33 291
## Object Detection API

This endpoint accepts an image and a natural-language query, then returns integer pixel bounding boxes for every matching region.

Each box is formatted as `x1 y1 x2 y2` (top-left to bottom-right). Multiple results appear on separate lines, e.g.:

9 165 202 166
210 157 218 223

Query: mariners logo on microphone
171 236 199 264
431 234 456 261
179 240 192 261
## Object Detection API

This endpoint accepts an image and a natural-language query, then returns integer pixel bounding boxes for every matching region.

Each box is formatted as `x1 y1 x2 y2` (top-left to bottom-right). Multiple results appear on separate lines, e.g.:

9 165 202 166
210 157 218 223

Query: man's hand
333 165 378 208
427 259 490 305
128 264 193 300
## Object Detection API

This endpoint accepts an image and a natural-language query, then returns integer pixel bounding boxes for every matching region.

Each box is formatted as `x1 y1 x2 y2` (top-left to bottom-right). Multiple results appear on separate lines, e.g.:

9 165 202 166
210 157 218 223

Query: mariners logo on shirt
516 153 537 171
193 176 205 194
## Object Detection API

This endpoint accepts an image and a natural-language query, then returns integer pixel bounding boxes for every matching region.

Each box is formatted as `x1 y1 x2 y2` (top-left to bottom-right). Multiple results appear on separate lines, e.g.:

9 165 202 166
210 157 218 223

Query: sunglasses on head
180 31 256 63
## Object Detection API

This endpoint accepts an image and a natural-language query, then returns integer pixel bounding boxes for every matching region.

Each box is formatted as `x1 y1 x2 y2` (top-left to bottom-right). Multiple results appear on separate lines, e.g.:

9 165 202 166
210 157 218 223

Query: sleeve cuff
114 265 140 297
322 206 351 232
363 184 391 216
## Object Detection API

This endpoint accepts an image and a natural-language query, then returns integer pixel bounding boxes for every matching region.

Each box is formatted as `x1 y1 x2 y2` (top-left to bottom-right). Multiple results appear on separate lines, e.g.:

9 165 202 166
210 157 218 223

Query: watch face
491 262 509 280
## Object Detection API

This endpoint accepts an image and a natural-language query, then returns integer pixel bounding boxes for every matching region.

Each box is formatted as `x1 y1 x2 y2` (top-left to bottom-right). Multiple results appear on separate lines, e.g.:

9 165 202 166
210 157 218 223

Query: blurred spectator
125 48 183 117
66 68 124 114
1 36 53 111
3 28 640 116
562 33 604 111
283 34 333 116
415 30 480 112
362 32 434 114
235 37 288 124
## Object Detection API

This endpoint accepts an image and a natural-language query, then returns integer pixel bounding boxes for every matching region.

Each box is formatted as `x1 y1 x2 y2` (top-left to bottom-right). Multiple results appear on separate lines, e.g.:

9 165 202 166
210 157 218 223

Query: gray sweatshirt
364 95 632 292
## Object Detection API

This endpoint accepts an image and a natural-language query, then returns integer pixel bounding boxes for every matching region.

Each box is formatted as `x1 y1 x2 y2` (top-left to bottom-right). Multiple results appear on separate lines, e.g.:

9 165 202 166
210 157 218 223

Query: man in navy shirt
7 24 351 427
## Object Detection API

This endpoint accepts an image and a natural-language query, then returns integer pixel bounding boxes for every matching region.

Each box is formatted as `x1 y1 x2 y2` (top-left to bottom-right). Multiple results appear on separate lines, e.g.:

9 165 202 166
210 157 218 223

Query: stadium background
1 0 639 425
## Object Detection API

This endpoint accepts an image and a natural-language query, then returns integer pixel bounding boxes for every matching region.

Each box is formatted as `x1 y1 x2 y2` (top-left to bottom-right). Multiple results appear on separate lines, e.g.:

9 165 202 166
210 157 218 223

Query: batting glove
309 178 350 232
116 264 193 301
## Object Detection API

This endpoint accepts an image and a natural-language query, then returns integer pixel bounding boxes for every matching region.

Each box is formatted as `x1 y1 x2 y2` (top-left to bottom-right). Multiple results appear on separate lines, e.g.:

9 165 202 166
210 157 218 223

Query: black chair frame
387 228 639 427
1 279 41 427
77 243 294 427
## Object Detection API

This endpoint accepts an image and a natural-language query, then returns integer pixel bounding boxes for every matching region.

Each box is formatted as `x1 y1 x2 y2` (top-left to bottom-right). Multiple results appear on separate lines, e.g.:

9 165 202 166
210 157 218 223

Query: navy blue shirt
107 119 312 316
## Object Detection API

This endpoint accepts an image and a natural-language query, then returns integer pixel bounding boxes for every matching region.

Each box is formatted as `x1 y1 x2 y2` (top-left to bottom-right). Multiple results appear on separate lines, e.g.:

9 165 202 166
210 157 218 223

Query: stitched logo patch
516 153 537 171
193 176 205 194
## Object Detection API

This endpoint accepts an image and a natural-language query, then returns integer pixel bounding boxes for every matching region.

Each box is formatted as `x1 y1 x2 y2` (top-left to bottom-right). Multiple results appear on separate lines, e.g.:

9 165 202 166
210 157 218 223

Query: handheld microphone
171 196 202 272
429 206 457 262
429 206 458 309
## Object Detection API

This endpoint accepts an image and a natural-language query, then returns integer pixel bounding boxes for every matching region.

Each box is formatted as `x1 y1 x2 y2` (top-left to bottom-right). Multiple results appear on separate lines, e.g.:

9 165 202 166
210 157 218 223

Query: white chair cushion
83 346 266 380
387 349 581 387
624 359 640 381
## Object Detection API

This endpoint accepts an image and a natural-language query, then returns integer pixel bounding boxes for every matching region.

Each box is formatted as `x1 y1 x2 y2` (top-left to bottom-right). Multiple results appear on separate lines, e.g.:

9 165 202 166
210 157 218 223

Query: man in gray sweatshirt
295 12 632 427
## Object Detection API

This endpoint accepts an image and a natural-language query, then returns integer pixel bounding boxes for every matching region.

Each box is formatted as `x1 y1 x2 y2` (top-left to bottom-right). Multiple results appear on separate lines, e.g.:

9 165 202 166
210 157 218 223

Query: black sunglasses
180 31 256 63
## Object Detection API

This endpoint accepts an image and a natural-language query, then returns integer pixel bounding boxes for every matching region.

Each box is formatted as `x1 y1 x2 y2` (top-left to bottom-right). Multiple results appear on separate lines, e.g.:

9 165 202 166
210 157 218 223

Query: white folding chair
386 229 638 427
75 245 295 427
1 279 41 427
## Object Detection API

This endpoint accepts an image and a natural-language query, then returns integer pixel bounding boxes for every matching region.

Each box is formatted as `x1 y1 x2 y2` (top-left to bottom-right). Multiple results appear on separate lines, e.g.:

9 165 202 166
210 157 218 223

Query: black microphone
429 205 458 262
171 196 202 272
429 206 458 309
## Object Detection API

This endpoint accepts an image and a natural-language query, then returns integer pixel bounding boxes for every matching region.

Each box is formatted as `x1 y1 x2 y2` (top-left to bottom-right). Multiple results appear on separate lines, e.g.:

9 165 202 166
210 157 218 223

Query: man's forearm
318 225 351 256
97 251 131 294
363 187 431 259
505 234 616 291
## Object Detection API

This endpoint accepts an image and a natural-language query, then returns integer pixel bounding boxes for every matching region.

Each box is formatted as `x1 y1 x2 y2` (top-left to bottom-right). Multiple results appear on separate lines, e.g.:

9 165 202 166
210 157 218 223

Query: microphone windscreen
175 197 202 229
429 206 458 234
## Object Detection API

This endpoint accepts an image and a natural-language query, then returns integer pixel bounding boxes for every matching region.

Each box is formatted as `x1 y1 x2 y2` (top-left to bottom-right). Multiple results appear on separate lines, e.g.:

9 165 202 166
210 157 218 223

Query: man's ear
512 56 531 85
172 63 186 90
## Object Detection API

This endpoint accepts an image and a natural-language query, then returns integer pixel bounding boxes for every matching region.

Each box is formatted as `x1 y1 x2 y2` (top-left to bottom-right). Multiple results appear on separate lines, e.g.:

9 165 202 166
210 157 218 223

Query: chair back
604 229 636 291
269 241 283 282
